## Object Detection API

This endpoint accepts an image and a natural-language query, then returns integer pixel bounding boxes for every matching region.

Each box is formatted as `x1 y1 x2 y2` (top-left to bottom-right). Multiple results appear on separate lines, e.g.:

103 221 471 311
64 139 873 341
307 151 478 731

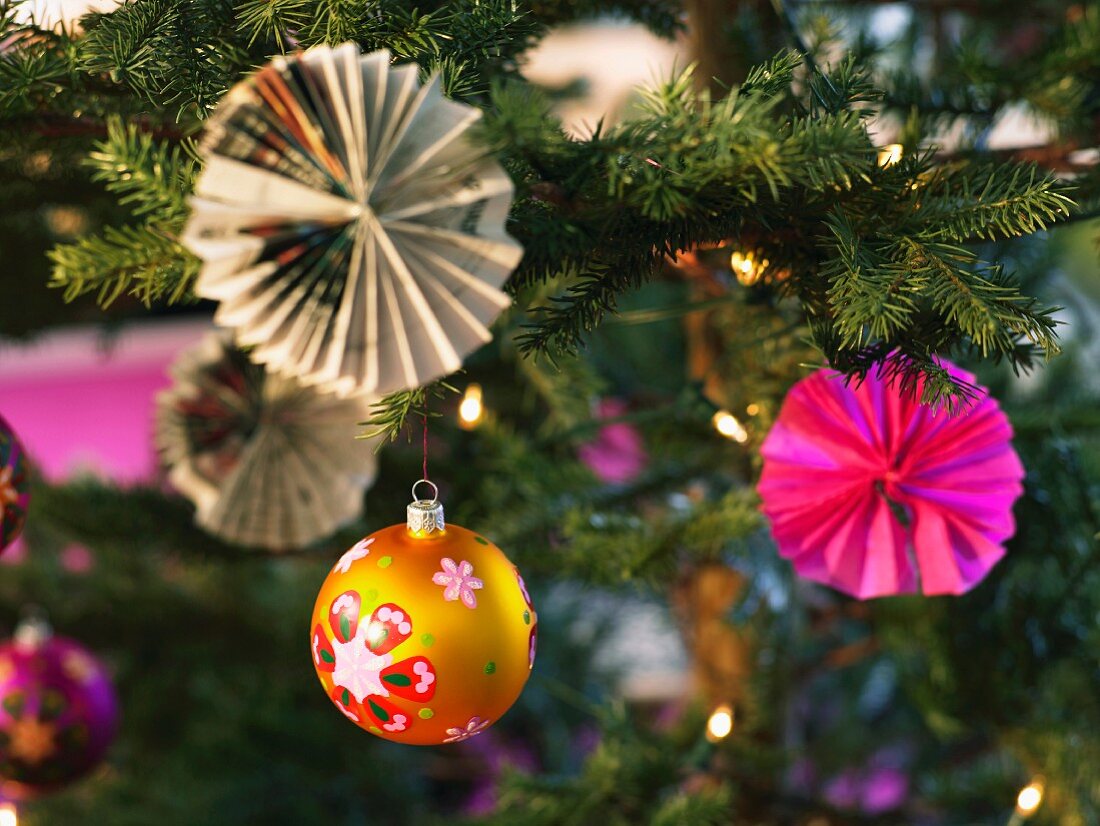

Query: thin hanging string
422 400 430 482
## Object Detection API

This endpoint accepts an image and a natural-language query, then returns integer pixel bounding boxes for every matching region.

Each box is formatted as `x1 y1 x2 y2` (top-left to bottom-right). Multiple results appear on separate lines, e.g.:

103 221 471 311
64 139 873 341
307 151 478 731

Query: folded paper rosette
758 360 1024 599
182 45 523 397
155 333 378 550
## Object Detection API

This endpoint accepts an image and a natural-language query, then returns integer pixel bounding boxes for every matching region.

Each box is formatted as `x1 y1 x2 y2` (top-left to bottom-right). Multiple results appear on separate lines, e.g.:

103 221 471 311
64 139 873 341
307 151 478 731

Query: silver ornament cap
407 479 445 536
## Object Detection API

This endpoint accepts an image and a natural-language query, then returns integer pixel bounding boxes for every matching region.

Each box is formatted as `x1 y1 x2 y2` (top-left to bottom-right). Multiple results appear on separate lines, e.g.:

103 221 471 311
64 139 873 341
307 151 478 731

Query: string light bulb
0 803 16 826
458 383 484 430
705 704 734 742
712 410 748 444
878 143 903 168
729 250 769 286
1015 780 1044 817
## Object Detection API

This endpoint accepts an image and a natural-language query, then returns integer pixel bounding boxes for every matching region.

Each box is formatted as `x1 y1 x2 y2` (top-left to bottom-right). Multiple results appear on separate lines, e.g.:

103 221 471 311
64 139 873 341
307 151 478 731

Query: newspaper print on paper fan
155 333 379 550
182 45 523 397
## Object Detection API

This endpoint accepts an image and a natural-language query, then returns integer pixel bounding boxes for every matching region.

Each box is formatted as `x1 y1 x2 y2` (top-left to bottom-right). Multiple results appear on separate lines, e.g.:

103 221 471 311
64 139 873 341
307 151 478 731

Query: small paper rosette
758 360 1024 599
182 44 523 398
155 334 378 550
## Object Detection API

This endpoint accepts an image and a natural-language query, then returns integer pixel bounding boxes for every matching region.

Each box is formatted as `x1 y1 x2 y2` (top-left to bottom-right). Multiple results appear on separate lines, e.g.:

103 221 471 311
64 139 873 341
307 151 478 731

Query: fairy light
729 250 769 286
1015 780 1044 817
458 383 484 430
745 403 760 416
712 410 748 444
705 704 734 742
878 143 903 168
0 803 17 826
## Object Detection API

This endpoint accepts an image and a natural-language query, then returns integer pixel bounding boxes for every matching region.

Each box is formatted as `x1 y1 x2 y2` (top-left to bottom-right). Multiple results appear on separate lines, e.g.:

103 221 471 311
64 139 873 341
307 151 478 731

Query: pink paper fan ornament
758 360 1024 599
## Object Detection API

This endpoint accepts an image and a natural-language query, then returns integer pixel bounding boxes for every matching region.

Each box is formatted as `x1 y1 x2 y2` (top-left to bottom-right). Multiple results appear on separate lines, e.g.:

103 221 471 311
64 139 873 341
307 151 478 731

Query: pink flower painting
432 558 484 609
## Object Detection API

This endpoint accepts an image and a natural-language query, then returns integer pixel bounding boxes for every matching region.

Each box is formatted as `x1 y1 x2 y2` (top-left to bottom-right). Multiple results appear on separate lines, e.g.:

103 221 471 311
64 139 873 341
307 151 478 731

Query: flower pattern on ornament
313 590 438 734
515 568 533 610
333 537 374 574
432 558 484 609
0 466 19 507
412 660 435 695
331 627 393 702
383 713 409 733
443 715 491 743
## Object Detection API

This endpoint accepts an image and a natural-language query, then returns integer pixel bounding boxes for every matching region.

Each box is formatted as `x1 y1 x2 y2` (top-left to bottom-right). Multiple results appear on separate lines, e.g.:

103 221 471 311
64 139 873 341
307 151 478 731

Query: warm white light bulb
0 802 18 826
731 251 753 275
878 143 903 168
712 411 748 444
1016 781 1044 816
458 384 484 429
706 705 733 741
729 250 768 286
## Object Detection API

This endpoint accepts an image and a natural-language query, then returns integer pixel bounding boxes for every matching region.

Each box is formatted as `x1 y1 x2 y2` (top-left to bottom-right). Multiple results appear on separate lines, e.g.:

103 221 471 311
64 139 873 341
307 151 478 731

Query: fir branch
359 381 458 445
78 0 253 117
518 257 654 356
495 64 875 358
511 347 607 434
47 223 199 307
880 6 1100 132
525 0 682 35
651 787 736 826
739 49 803 99
234 0 312 48
911 161 1074 242
0 22 71 118
84 116 198 226
429 0 543 85
819 203 1061 405
900 237 1060 358
558 489 761 585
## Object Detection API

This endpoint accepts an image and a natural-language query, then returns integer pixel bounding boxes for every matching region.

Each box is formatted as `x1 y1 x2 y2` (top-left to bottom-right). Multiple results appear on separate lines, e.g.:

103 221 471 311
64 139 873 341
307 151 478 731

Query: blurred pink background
0 319 208 483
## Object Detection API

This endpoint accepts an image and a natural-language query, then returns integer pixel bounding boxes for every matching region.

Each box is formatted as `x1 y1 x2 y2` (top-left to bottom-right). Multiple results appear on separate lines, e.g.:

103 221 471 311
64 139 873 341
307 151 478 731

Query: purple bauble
0 415 30 553
0 626 118 798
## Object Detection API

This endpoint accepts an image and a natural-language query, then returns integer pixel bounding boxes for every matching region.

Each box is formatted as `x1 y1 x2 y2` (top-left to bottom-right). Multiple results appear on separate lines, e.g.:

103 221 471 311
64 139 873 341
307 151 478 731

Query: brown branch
1 112 186 142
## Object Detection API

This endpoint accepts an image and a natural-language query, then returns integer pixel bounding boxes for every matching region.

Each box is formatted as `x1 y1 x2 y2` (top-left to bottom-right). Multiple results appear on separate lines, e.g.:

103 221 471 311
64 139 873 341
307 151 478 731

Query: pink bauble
0 415 31 554
578 399 647 484
0 627 118 798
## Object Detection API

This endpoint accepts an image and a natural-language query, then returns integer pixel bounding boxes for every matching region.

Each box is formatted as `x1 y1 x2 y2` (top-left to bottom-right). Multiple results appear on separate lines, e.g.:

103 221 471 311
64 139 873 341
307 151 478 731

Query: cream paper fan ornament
182 45 523 397
155 333 378 550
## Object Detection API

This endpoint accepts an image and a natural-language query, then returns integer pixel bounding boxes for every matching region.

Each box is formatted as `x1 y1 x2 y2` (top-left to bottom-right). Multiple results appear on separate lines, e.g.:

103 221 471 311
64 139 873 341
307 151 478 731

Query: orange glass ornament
310 482 536 745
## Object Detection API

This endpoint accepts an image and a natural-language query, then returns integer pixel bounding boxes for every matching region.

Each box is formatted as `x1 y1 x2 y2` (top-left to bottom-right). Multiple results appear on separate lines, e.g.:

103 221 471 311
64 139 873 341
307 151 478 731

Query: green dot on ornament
420 633 435 647
484 661 496 675
377 556 393 568
418 708 434 720
363 588 379 605
369 725 383 735
523 610 530 625
474 536 489 545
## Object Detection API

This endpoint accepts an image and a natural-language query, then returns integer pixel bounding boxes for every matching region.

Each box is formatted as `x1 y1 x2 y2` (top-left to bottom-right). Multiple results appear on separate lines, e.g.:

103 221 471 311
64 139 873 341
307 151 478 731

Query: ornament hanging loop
408 479 445 536
411 479 438 504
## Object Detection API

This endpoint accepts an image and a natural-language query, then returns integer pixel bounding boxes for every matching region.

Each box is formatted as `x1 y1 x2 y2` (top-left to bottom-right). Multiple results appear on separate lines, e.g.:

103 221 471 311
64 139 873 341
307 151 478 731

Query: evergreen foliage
0 0 1098 823
1 0 1084 409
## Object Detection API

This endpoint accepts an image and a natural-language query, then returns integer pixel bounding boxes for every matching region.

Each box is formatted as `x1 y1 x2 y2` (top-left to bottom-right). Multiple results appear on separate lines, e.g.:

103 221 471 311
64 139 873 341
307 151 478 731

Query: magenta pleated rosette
758 360 1024 599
